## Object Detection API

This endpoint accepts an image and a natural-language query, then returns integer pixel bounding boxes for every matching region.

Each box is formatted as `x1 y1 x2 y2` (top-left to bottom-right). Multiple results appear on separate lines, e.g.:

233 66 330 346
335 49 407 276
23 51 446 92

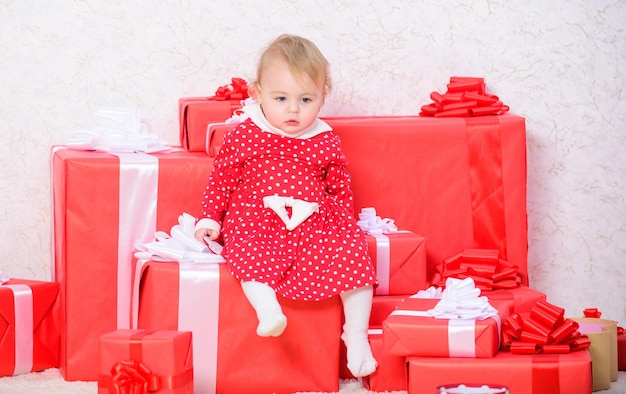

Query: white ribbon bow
67 107 172 153
356 207 398 234
225 97 257 124
134 213 225 264
263 195 319 231
428 277 499 320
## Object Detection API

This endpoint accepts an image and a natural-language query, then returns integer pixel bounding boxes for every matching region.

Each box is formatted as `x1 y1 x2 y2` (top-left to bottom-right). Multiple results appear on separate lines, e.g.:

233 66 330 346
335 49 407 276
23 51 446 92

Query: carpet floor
0 368 624 393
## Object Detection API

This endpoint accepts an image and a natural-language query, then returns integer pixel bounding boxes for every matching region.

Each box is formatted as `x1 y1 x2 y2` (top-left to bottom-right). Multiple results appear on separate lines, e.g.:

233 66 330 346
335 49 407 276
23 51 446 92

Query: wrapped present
367 231 427 296
362 329 407 392
406 350 592 394
383 278 509 358
133 260 341 394
572 320 614 391
179 77 250 151
205 114 529 284
483 285 547 314
618 326 626 371
0 278 59 377
98 329 193 394
51 147 214 381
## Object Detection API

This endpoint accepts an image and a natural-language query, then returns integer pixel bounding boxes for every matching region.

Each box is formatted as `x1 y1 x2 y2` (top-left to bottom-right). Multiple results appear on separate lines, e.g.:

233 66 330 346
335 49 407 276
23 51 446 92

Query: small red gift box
98 329 193 394
406 350 592 394
0 279 59 377
383 297 510 358
367 231 427 295
52 148 214 381
618 328 626 371
134 260 341 394
179 98 242 152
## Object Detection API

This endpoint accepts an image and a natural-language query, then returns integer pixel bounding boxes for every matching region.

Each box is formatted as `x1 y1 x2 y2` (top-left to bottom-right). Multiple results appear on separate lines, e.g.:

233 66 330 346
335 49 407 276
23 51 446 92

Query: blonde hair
253 34 331 93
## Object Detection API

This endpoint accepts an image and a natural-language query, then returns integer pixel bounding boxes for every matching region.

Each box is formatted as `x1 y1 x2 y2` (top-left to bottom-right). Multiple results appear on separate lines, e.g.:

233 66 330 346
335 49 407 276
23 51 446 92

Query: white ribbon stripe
5 284 34 375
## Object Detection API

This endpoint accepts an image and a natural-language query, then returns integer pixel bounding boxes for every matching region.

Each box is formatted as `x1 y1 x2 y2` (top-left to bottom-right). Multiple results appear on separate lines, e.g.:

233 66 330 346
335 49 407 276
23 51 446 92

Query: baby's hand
194 228 220 243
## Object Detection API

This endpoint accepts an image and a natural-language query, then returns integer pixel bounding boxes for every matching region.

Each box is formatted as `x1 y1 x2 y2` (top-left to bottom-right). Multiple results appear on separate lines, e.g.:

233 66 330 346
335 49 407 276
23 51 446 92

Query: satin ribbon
371 233 391 295
502 300 591 354
208 77 250 101
134 212 225 264
356 207 398 235
419 77 510 117
4 284 34 375
66 107 171 153
114 152 159 330
583 307 602 318
431 249 521 292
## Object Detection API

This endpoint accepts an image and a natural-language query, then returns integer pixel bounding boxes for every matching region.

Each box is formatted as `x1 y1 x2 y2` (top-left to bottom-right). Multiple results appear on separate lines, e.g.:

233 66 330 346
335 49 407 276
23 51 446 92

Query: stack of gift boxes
1 77 624 393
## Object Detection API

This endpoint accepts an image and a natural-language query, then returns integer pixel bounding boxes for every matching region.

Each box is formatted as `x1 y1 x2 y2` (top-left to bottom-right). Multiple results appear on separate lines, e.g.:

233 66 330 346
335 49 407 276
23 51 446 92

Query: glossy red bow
209 77 249 101
431 249 521 291
583 307 602 318
502 300 591 354
420 76 509 117
110 360 160 394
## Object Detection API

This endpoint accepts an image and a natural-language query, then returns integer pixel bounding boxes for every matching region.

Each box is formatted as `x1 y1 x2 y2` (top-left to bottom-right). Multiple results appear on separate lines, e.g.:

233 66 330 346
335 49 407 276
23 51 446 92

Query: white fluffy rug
0 368 407 394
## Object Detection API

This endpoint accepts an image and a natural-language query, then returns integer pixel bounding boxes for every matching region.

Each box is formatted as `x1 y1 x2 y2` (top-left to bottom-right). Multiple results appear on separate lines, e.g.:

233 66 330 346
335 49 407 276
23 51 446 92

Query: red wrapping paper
618 327 626 371
51 148 214 381
179 98 242 152
0 279 59 377
483 285 547 313
135 261 341 394
98 329 193 394
406 350 592 394
207 115 529 285
367 231 427 295
383 297 510 358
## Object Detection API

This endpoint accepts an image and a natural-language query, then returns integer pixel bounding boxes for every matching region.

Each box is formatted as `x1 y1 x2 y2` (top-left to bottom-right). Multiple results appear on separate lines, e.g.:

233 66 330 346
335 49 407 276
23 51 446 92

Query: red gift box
206 115 528 285
618 328 626 371
0 279 59 377
406 350 592 394
179 97 242 152
98 329 193 394
483 285 547 314
133 260 341 394
367 231 427 295
51 147 214 381
383 297 509 358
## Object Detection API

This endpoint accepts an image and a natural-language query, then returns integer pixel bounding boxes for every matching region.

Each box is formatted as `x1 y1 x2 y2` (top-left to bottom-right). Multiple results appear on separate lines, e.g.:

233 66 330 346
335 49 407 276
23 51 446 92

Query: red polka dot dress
200 117 377 301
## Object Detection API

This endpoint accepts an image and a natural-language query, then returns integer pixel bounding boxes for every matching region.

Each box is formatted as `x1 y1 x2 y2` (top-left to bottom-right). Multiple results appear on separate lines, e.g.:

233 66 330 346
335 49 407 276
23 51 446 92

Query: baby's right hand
194 228 220 243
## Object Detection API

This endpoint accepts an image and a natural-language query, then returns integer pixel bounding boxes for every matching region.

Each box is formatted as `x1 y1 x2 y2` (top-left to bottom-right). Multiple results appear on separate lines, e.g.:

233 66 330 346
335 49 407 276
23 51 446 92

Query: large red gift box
406 350 592 394
179 97 242 151
206 115 528 285
98 329 193 394
51 147 214 381
0 279 59 377
367 231 427 295
134 260 341 394
383 297 510 358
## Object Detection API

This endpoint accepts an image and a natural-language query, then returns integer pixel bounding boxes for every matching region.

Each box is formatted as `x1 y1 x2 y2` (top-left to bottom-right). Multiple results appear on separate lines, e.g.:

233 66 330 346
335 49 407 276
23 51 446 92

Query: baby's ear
248 83 259 100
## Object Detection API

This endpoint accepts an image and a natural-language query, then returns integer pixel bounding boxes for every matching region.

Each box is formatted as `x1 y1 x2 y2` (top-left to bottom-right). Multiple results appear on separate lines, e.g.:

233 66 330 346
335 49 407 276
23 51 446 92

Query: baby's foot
342 333 378 377
257 313 287 337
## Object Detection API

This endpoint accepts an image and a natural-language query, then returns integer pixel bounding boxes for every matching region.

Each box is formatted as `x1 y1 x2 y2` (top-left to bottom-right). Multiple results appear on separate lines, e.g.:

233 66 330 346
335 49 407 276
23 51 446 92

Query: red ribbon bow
110 360 160 394
420 76 510 117
431 249 521 291
502 300 591 354
583 307 602 318
209 77 250 101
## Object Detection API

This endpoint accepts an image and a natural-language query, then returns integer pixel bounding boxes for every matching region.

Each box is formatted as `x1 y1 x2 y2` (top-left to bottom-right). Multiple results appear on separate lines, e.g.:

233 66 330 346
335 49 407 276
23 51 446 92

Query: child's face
255 59 325 135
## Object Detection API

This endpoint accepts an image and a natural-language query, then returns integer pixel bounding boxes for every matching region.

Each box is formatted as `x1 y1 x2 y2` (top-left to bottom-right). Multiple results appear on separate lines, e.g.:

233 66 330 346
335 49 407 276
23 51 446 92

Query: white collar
243 103 332 139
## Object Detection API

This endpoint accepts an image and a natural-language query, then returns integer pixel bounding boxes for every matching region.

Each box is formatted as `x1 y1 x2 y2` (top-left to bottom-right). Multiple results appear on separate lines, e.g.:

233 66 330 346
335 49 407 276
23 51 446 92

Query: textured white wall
1 0 624 322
